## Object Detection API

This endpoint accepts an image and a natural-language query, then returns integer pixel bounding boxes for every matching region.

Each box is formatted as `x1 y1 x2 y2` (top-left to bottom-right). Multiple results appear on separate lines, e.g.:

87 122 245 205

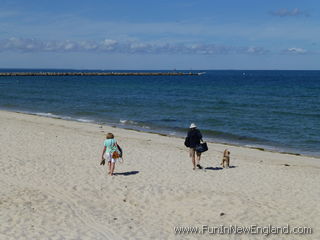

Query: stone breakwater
0 72 202 76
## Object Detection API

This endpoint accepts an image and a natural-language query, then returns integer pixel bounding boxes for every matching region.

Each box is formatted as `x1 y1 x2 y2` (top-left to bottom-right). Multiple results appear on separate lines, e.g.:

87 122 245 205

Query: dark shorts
189 148 201 157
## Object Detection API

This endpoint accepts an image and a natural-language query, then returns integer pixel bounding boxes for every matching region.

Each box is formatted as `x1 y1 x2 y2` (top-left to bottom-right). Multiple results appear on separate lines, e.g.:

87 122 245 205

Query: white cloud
64 42 76 51
1 11 319 49
101 39 118 50
270 8 309 17
0 37 270 56
284 47 307 54
245 47 268 54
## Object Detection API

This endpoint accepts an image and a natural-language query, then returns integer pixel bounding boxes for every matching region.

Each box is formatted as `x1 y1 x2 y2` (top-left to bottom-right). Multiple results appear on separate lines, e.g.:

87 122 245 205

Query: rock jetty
0 72 202 76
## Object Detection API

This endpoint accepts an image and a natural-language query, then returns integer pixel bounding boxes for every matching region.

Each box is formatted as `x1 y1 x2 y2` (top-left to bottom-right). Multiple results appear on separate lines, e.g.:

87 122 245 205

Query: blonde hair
106 133 114 139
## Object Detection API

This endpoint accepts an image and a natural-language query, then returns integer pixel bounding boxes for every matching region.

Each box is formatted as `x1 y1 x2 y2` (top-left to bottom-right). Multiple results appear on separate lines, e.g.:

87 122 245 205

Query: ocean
0 69 319 157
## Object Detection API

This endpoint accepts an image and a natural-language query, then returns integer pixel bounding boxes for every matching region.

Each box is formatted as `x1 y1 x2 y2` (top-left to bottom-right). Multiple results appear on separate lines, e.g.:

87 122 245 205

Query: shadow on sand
114 171 139 176
205 166 237 171
205 167 223 171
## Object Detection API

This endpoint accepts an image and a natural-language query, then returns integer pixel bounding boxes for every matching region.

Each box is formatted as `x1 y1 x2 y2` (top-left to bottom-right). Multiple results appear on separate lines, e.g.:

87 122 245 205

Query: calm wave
0 69 319 157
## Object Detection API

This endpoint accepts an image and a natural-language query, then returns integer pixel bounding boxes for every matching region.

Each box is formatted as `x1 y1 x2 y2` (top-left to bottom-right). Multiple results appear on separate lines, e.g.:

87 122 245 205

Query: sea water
0 70 319 157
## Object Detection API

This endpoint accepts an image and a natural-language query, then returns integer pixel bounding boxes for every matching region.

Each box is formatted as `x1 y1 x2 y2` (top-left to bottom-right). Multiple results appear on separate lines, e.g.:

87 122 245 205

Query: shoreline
1 109 319 160
1 109 319 239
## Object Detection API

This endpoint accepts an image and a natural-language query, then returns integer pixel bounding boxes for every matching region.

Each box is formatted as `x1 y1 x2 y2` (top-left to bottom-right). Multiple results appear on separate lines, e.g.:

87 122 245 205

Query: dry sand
0 110 319 240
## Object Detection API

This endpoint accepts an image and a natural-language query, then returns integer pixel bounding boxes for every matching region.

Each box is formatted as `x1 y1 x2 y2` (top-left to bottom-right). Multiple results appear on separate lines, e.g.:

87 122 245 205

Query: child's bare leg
108 161 111 174
110 162 115 175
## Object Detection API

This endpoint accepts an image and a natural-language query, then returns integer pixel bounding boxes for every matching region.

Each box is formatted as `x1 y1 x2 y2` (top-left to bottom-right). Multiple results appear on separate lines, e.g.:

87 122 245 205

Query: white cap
189 123 197 128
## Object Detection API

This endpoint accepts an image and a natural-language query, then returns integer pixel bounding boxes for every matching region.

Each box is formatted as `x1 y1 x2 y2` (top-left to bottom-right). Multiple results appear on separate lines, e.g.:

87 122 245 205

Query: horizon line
0 68 320 71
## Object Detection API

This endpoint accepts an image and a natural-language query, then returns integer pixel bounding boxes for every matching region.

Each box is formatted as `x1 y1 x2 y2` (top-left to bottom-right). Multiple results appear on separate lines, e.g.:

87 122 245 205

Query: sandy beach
0 110 319 240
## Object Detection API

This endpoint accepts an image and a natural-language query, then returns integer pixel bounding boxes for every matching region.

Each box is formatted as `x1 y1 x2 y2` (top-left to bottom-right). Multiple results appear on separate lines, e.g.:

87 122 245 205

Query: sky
0 0 319 70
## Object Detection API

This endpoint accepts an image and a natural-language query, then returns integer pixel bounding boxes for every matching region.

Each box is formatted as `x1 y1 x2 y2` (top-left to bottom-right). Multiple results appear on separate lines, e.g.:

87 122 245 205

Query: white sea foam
34 112 63 119
32 112 93 123
76 118 94 123
120 119 139 125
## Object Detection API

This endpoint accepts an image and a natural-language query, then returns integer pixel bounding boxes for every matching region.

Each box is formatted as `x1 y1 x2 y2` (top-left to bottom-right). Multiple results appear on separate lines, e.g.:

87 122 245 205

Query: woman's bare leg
196 153 201 165
192 156 196 170
196 152 203 169
190 148 196 170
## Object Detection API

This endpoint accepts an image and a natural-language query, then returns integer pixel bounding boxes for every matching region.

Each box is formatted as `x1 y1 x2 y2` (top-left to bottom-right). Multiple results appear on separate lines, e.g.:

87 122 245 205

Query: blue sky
0 0 319 70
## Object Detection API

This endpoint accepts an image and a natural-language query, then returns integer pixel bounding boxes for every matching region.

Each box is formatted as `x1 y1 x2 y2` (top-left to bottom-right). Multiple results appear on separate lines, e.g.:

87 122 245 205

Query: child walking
101 133 122 176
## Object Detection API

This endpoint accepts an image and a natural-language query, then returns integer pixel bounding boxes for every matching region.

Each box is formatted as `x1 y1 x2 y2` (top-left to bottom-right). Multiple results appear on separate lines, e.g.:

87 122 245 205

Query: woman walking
185 123 203 170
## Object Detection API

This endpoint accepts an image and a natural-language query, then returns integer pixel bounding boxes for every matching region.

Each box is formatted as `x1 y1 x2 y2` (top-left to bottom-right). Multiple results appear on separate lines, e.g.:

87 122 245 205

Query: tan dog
221 149 230 168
